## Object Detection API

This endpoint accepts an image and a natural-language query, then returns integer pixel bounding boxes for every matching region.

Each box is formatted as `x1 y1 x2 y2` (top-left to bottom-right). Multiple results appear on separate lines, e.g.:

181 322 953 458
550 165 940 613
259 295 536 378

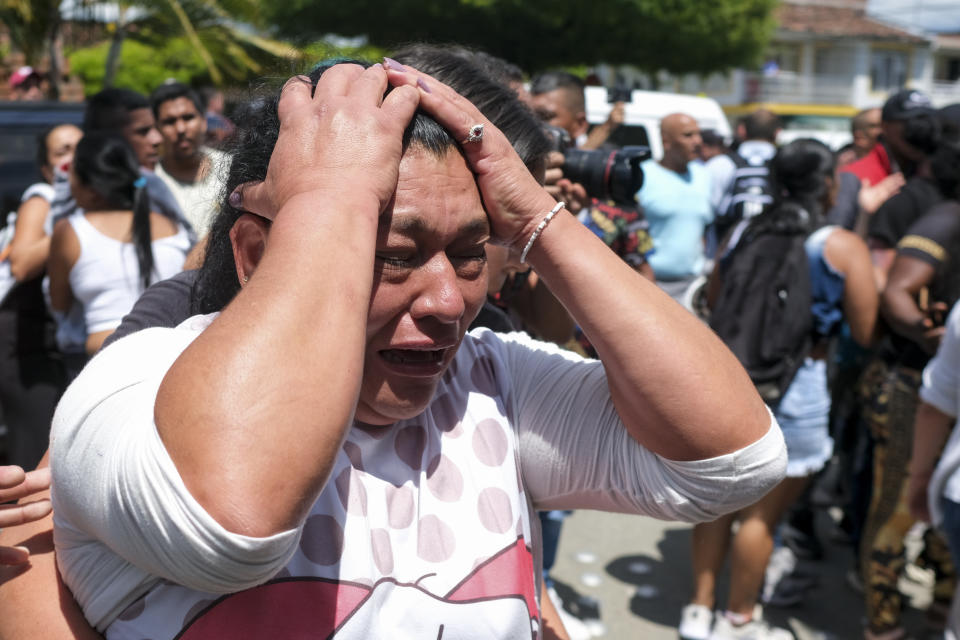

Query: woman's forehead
383 148 488 239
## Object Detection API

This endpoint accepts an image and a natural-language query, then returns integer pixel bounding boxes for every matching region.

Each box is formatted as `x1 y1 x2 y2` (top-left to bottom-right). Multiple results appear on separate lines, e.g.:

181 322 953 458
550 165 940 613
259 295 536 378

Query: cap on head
882 89 934 122
9 66 41 88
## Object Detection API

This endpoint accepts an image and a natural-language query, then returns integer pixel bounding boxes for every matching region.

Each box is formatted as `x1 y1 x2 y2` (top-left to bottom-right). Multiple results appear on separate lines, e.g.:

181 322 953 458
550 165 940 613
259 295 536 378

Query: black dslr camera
543 124 650 206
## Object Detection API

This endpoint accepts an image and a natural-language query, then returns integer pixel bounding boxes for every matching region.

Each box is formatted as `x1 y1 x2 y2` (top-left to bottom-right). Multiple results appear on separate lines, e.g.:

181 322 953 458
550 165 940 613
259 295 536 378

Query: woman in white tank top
48 133 191 355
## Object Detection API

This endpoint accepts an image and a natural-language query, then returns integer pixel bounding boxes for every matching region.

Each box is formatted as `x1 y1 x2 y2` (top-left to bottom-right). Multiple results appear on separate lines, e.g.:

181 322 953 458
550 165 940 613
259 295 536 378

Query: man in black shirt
860 140 960 639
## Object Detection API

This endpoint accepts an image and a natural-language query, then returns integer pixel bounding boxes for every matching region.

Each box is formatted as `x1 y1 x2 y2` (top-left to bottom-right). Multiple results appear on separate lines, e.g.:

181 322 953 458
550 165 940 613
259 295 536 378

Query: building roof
935 33 960 51
776 2 929 43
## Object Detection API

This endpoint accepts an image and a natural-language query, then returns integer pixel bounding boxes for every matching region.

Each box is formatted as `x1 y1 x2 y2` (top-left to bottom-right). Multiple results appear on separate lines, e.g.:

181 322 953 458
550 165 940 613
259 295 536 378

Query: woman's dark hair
193 51 550 315
392 44 549 176
36 126 55 175
72 132 154 290
768 138 836 230
36 124 74 178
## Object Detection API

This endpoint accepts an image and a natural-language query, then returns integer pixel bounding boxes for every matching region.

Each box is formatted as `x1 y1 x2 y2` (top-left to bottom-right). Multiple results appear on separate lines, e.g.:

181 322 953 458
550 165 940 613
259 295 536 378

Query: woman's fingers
315 63 366 98
0 467 50 503
275 75 314 125
349 64 390 107
0 465 25 490
0 499 52 528
228 182 270 220
0 545 30 565
380 84 421 127
384 64 493 150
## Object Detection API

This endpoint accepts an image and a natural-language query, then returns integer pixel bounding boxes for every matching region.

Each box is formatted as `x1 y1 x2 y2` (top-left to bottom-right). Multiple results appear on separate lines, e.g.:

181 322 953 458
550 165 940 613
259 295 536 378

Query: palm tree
1 0 65 97
97 0 300 87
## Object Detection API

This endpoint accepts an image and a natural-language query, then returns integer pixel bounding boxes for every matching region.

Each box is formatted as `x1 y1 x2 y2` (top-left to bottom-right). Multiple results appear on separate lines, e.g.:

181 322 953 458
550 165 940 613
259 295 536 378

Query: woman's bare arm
824 228 879 347
153 69 421 538
391 65 772 463
8 196 52 282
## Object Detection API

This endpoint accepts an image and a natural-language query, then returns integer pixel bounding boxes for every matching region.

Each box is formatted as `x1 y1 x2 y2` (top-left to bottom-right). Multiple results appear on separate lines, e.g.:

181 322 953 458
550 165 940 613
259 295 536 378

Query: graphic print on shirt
173 537 539 639
102 338 541 640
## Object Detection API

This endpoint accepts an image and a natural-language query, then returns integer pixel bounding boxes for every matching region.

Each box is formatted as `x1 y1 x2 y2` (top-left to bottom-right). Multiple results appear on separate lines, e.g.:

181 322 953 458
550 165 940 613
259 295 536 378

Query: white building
593 0 960 146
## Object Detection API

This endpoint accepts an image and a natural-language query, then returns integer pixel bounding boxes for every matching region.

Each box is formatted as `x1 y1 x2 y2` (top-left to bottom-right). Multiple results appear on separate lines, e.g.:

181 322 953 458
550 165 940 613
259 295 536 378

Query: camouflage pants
859 358 955 633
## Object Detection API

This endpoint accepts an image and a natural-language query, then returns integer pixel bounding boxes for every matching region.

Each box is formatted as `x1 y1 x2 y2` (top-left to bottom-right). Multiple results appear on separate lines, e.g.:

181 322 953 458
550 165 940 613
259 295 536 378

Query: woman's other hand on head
384 61 558 251
231 65 421 221
0 465 52 565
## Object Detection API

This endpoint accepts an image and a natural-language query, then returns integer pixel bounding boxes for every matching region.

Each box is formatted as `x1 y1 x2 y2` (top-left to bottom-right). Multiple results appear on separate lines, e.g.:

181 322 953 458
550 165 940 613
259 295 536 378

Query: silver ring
465 123 484 143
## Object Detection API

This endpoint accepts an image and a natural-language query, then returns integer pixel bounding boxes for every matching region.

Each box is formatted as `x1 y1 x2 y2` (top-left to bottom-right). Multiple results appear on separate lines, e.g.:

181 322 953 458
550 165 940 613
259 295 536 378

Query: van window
604 125 650 148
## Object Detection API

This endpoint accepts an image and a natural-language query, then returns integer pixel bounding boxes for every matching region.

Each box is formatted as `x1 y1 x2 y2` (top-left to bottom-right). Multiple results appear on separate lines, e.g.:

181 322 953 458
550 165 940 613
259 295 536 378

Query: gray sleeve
103 270 198 348
486 331 787 522
51 323 301 622
826 171 861 230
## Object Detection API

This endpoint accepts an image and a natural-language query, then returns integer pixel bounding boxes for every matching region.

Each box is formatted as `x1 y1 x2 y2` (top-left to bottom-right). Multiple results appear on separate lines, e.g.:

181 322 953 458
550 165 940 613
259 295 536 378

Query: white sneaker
679 604 713 640
709 614 794 640
545 586 593 640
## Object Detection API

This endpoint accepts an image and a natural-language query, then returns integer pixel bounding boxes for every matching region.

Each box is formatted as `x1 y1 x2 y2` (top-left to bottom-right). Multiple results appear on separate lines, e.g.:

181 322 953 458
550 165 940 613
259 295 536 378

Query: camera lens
562 146 650 205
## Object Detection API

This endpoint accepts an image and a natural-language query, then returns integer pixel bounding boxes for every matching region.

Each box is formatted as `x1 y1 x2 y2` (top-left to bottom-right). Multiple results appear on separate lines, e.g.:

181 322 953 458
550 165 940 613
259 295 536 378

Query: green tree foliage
0 0 61 66
265 0 777 75
68 37 207 95
72 0 301 87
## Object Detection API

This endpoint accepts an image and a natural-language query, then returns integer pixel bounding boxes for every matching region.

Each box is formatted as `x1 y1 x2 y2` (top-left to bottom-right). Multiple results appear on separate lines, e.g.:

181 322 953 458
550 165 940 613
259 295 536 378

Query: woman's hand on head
233 65 421 221
0 465 52 565
384 61 558 251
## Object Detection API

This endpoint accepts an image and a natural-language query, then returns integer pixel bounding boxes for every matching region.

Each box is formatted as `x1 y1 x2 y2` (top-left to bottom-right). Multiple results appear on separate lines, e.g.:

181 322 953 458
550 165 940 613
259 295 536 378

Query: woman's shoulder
148 211 182 239
816 226 869 278
20 182 54 204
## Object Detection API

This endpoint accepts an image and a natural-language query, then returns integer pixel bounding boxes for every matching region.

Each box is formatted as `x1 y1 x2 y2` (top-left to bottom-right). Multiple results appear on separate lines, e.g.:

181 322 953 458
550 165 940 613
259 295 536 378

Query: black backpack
716 153 775 239
709 204 813 405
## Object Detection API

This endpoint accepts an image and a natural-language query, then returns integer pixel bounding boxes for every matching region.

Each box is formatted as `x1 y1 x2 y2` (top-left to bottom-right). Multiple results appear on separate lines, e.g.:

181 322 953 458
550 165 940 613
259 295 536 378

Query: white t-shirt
154 149 229 238
51 315 786 638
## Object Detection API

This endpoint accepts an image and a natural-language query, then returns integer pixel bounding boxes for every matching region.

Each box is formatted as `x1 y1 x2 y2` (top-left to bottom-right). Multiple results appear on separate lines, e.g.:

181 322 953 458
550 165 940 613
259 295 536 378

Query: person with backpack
708 109 781 252
679 139 878 640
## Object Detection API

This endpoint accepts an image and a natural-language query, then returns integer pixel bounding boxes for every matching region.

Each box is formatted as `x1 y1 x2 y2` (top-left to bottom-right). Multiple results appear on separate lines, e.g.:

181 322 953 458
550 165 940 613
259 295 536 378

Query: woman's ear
230 213 271 286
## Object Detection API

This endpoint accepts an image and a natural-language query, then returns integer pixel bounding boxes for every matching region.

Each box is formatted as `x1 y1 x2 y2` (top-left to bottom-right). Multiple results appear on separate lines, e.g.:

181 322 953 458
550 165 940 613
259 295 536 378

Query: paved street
550 509 935 639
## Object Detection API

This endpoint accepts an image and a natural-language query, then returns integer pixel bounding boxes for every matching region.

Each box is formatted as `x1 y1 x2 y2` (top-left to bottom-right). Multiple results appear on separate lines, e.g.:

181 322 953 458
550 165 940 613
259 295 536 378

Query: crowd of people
0 43 958 640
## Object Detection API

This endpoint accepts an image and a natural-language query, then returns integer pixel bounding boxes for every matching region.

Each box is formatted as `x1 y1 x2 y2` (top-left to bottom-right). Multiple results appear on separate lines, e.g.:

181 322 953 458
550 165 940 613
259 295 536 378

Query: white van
584 87 732 160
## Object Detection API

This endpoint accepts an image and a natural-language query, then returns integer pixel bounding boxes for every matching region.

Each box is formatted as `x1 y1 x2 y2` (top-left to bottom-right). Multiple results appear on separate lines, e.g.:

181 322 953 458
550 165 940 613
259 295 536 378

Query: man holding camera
635 113 712 302
529 72 654 282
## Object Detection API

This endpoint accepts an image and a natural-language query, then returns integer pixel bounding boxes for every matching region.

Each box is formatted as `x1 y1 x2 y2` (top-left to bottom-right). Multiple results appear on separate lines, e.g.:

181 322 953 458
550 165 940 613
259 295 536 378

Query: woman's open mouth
378 348 449 377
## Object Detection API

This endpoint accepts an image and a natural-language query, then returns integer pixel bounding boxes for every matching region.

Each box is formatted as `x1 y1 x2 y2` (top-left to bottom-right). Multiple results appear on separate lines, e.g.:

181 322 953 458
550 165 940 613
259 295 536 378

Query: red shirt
841 143 892 186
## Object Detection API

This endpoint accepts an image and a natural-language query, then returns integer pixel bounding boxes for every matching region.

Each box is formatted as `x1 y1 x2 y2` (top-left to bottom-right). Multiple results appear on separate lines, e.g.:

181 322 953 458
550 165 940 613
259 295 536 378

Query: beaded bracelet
520 201 565 263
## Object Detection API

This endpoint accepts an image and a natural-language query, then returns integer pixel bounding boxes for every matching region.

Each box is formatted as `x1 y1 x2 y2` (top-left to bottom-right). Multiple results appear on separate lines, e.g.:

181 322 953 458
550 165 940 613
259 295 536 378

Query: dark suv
0 101 84 217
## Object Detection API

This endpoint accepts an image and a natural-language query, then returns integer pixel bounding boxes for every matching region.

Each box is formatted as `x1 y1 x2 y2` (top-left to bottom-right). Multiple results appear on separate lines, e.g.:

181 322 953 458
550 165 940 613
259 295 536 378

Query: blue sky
869 0 960 33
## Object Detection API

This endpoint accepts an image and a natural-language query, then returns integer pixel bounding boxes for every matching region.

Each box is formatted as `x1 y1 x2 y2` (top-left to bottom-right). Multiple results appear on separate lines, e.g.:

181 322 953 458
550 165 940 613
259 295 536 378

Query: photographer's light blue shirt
636 160 713 280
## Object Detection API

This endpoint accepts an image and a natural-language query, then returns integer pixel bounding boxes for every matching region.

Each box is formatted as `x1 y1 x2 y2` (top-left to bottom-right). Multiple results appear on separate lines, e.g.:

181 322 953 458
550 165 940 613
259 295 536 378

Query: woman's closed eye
376 253 418 269
449 246 487 278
